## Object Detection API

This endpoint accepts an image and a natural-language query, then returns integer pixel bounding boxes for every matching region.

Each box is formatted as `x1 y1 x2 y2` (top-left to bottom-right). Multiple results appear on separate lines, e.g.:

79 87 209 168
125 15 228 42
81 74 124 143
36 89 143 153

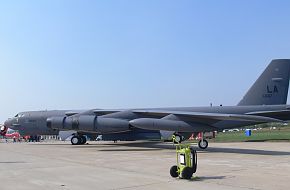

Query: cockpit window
14 114 25 118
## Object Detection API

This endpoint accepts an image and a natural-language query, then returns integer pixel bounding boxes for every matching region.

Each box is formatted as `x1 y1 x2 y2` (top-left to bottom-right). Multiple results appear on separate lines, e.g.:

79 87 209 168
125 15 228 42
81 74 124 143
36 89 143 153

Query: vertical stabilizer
238 59 290 106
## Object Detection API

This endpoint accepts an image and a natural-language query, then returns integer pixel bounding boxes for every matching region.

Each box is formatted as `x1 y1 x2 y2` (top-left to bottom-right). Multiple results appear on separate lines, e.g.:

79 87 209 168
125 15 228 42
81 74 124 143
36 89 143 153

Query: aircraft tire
173 134 183 144
71 136 81 145
198 139 208 149
181 167 193 179
170 165 179 178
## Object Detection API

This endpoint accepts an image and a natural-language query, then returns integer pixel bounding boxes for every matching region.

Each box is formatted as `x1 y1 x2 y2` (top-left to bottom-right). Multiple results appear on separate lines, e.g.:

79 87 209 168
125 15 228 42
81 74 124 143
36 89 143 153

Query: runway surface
0 141 290 190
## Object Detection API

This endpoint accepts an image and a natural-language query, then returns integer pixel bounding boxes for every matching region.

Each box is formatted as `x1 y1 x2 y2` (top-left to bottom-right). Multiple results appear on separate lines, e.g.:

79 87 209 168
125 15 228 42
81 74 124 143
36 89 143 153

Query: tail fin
238 59 290 106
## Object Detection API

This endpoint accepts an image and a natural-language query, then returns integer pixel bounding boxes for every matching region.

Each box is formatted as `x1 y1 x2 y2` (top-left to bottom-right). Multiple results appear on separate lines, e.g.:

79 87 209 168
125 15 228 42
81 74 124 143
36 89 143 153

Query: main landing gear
172 133 184 144
198 132 208 149
173 132 209 149
71 134 87 145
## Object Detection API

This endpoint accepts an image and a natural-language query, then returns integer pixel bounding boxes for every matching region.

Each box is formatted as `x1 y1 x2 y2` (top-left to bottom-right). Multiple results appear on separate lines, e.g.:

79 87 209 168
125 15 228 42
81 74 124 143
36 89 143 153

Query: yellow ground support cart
170 137 197 179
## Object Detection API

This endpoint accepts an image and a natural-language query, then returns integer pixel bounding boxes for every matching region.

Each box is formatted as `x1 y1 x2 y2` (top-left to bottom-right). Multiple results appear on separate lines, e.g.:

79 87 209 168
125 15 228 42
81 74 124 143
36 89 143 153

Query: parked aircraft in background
4 59 290 149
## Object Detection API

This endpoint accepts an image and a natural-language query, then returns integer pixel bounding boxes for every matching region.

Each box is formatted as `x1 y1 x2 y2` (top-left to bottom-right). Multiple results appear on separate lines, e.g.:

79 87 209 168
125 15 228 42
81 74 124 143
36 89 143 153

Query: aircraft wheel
198 139 208 149
181 167 193 179
170 165 179 178
81 136 87 144
173 134 183 144
71 136 81 145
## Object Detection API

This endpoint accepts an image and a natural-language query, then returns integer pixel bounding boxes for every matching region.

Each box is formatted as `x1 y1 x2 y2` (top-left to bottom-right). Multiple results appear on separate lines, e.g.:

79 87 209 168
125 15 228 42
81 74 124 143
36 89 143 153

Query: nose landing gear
172 133 184 144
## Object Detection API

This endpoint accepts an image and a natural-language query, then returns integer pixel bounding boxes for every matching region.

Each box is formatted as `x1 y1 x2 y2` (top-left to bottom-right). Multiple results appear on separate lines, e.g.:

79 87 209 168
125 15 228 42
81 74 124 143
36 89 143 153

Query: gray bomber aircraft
2 110 164 144
3 59 290 149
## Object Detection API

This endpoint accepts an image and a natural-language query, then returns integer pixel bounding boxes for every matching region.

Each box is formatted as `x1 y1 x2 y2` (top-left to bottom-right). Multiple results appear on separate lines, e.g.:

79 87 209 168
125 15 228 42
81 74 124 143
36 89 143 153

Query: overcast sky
1 0 290 123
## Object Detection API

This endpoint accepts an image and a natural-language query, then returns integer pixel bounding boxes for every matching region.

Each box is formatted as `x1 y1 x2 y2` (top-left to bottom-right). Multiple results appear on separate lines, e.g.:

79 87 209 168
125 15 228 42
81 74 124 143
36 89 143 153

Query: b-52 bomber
4 59 290 149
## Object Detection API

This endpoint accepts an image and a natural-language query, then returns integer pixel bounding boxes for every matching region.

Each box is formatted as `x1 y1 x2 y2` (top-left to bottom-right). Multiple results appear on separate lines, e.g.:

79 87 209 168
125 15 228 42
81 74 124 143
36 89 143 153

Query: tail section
238 59 290 106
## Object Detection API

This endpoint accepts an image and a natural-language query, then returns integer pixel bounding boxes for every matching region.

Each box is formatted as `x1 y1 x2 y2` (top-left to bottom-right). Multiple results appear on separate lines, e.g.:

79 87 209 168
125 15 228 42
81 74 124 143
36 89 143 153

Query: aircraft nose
4 118 20 131
4 118 14 129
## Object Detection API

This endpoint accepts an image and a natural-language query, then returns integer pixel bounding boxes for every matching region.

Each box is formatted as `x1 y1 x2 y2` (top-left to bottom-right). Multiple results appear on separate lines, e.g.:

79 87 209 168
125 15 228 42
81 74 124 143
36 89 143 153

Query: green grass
210 128 290 142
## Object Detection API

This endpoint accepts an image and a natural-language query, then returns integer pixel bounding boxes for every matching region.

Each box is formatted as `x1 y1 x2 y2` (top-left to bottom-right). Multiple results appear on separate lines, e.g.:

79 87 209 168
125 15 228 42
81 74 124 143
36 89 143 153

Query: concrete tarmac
0 141 290 190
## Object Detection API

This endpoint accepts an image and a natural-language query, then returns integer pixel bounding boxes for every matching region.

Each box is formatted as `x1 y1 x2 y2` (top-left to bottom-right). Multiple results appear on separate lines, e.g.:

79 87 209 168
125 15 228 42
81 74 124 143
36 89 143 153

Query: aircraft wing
65 111 82 116
93 109 124 116
245 110 290 121
246 109 290 115
129 110 282 132
65 109 123 117
132 110 283 123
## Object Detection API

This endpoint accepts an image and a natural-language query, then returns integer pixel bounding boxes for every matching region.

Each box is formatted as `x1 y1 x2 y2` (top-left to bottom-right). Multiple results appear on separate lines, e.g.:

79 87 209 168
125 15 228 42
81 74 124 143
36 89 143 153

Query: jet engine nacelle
47 117 66 130
47 116 130 133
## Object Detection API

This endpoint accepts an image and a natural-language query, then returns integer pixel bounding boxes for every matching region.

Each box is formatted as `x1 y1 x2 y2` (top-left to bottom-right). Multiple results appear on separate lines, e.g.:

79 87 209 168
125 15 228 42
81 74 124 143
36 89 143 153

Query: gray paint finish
238 59 290 106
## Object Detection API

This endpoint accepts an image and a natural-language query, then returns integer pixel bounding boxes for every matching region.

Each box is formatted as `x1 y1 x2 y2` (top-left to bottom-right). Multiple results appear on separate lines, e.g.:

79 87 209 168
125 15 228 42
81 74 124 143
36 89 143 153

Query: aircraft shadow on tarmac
98 148 162 152
189 176 227 182
96 141 290 156
0 161 27 164
30 141 290 156
203 147 290 156
71 141 165 151
30 142 165 151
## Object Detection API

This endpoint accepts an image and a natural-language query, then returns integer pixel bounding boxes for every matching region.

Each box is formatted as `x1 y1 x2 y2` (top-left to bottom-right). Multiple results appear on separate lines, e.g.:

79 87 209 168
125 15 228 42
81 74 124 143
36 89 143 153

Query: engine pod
47 117 66 129
61 115 130 133
95 117 130 133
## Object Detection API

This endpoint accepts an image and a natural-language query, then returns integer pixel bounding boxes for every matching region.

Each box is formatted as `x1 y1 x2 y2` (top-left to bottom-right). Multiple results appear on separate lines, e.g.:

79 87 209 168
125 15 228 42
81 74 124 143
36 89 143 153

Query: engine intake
47 117 66 129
